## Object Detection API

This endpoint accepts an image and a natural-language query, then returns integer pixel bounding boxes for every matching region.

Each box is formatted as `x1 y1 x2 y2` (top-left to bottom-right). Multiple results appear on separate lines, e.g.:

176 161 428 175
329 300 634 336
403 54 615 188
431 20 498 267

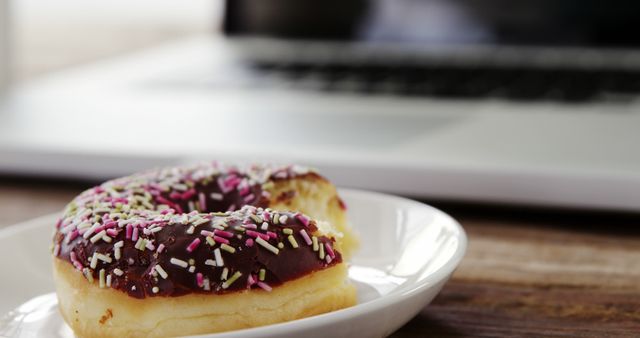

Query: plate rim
0 188 467 337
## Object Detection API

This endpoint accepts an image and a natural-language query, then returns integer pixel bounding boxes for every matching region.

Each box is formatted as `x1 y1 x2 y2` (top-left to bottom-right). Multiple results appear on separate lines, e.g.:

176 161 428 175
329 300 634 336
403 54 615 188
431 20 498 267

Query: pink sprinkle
200 230 215 237
217 176 234 194
244 193 255 203
169 192 182 200
239 185 250 196
106 228 118 237
146 241 155 251
244 223 257 229
196 273 204 287
104 221 117 229
263 211 270 221
66 230 79 243
70 252 83 270
186 238 201 252
132 227 139 242
246 230 269 241
267 231 277 239
161 209 174 215
245 238 254 247
94 186 105 194
213 236 230 244
55 219 62 229
157 244 165 253
299 230 312 245
156 196 179 210
296 214 310 227
53 244 61 257
78 228 87 235
175 204 184 214
199 192 207 211
247 274 255 287
224 175 241 189
182 188 196 200
93 225 105 234
325 243 336 259
326 255 333 264
256 282 272 292
126 224 133 239
226 204 236 212
214 229 234 238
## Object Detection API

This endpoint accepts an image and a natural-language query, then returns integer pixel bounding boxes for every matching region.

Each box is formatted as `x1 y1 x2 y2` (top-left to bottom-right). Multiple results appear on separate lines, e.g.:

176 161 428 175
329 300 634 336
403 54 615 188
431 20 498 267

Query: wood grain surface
1 177 639 337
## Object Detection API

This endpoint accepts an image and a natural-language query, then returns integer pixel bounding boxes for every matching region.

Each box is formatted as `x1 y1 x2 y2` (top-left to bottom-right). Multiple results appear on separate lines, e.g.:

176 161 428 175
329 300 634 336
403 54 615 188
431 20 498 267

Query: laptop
1 0 639 211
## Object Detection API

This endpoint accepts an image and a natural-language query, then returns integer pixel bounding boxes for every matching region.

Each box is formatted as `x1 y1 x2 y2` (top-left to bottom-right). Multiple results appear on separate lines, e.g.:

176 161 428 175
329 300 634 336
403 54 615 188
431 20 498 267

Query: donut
51 163 357 337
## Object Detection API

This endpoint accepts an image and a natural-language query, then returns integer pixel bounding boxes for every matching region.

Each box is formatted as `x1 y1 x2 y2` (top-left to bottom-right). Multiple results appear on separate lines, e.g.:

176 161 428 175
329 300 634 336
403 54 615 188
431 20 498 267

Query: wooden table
1 177 639 337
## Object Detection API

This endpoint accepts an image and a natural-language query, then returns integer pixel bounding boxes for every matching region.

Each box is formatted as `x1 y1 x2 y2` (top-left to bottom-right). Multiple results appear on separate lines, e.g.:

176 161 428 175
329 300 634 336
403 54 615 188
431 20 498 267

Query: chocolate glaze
52 163 341 299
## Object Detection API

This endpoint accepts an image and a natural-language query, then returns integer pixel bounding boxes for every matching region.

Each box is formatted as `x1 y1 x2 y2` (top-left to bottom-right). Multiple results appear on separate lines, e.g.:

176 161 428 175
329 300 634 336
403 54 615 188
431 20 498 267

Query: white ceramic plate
0 189 466 338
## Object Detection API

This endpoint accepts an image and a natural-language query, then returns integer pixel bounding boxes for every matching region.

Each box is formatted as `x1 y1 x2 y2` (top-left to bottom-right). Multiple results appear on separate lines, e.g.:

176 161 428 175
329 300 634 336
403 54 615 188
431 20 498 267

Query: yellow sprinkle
221 243 236 253
221 267 229 280
288 235 299 248
222 271 242 289
83 268 94 283
277 242 284 249
206 236 216 247
312 236 319 251
99 269 106 288
319 243 325 260
283 228 293 235
259 269 266 281
256 237 280 255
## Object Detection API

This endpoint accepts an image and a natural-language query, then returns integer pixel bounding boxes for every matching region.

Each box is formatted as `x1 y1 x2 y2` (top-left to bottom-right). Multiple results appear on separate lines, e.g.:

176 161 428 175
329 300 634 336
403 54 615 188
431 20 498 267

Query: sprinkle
288 235 299 248
53 244 61 257
247 274 256 286
279 215 288 224
222 271 242 289
213 236 230 244
197 273 204 287
70 252 84 270
246 230 269 241
82 223 99 239
114 240 124 248
157 243 165 253
113 268 124 276
221 267 229 280
106 228 118 237
106 274 112 288
250 214 262 224
203 278 211 291
312 236 319 251
283 228 293 235
205 236 216 247
319 243 325 260
297 214 310 227
256 281 272 292
193 218 210 227
132 238 143 250
83 268 94 283
198 193 207 212
259 269 266 281
244 193 255 202
260 222 269 231
90 253 99 269
210 192 223 201
214 248 224 266
186 226 195 234
204 259 217 266
132 227 139 242
188 266 196 273
277 242 284 249
214 229 234 238
256 237 280 255
99 269 106 288
170 258 189 268
220 243 236 253
200 230 214 237
226 204 236 212
186 238 201 252
152 286 159 293
155 265 169 279
96 253 112 263
267 231 277 239
325 243 336 259
300 230 312 245
273 213 279 225
125 224 133 239
326 255 333 264
245 238 254 247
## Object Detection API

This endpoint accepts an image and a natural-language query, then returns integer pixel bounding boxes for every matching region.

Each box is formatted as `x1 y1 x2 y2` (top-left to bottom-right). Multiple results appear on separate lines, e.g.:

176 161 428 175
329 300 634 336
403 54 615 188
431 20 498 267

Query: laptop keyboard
246 61 640 102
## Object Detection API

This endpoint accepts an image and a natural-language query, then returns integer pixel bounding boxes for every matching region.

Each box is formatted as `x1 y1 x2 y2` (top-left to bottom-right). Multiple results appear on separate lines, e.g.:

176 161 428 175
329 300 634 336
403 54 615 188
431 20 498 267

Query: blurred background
1 0 640 211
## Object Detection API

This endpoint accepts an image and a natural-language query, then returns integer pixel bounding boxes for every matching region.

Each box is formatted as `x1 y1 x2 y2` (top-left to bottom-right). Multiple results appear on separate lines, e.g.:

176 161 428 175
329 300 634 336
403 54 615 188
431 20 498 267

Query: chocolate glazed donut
51 163 357 337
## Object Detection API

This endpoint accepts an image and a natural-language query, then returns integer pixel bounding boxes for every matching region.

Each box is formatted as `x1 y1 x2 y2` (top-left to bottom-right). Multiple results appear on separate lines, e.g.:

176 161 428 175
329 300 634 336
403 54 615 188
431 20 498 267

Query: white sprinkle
96 253 112 263
221 267 229 280
279 215 288 224
150 227 163 233
114 240 124 248
113 268 124 276
204 259 217 267
90 253 99 269
186 226 195 234
90 230 106 243
114 247 121 260
106 274 112 288
170 258 188 268
214 248 224 267
152 286 159 293
261 222 269 231
203 278 211 291
256 237 280 255
188 266 196 273
154 265 169 279
210 192 223 201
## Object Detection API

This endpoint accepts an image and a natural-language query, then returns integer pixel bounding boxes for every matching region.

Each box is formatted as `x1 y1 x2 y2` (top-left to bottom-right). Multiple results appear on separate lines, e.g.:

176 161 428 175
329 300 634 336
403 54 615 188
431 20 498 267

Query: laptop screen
224 0 640 49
